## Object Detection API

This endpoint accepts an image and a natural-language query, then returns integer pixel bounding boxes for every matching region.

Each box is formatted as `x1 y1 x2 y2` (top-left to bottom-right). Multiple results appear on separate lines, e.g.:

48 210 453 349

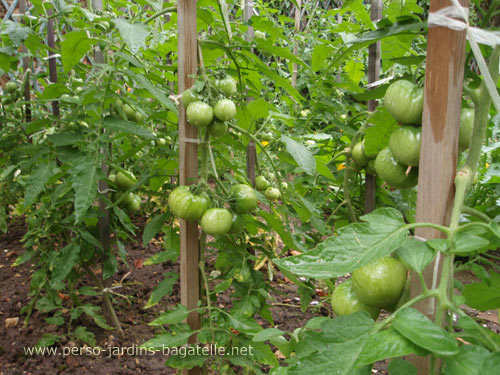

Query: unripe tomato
181 87 202 107
459 108 474 150
331 279 380 320
384 80 424 125
351 257 407 309
115 171 138 191
280 181 288 190
231 184 258 213
351 140 368 167
122 104 136 121
215 76 237 97
200 208 233 235
365 159 377 176
254 30 266 40
4 81 18 94
255 175 271 191
168 186 210 222
389 125 421 166
118 192 141 212
265 187 280 201
134 112 145 123
208 120 228 137
229 213 245 234
214 99 237 122
261 132 273 142
186 101 214 127
374 147 418 189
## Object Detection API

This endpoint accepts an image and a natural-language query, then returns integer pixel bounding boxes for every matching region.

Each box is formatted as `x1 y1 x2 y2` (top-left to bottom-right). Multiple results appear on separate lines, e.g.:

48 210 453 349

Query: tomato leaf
364 107 398 157
442 345 492 375
149 305 188 326
50 243 80 290
356 329 428 366
462 271 500 311
165 354 207 369
252 328 286 342
114 19 149 54
141 331 192 350
61 31 96 72
103 117 155 138
388 359 417 375
142 213 169 246
71 155 101 222
395 239 435 273
281 135 316 175
393 308 459 356
274 208 408 279
144 272 178 309
23 161 57 209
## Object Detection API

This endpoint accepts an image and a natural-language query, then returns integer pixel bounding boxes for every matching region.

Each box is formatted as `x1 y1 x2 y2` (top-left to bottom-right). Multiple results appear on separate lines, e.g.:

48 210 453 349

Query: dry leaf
5 317 19 328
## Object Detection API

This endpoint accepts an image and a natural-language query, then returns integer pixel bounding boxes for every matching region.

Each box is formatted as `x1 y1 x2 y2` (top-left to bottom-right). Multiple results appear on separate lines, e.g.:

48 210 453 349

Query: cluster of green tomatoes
330 256 407 320
109 171 141 212
1 80 24 118
351 80 474 189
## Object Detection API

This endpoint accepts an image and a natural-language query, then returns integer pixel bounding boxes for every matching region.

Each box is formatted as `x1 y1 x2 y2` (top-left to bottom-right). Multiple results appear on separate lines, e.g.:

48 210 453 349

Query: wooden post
19 0 31 123
410 0 468 373
364 0 382 214
244 0 257 186
291 0 301 88
178 3 201 374
46 9 59 117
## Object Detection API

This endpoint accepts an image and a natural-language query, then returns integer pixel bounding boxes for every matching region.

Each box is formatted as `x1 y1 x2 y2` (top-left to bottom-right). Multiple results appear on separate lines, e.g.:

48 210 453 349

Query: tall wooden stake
291 0 301 88
19 0 31 123
364 0 382 214
244 0 257 186
178 3 201 374
46 9 59 117
410 0 468 373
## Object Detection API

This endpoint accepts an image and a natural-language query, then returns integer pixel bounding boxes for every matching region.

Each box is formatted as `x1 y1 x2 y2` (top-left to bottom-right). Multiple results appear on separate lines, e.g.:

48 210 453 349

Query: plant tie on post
428 0 500 113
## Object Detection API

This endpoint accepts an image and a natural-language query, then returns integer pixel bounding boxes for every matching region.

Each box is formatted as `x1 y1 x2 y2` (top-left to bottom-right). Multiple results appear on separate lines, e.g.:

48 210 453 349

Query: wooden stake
19 0 31 123
410 0 468 373
291 0 301 88
46 9 59 117
364 0 382 214
178 4 201 375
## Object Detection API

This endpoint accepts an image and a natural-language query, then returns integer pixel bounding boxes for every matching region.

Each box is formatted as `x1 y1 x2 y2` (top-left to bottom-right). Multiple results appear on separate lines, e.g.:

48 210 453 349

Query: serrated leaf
79 304 113 330
24 161 57 208
165 353 207 369
71 156 100 222
143 213 168 246
281 135 316 175
50 243 80 289
40 83 71 100
149 305 188 326
74 326 96 346
35 333 60 348
114 19 149 54
462 271 500 311
364 108 398 157
144 272 178 309
259 210 305 252
312 44 333 72
103 117 155 138
229 315 262 334
61 31 96 72
395 239 435 273
388 359 417 375
393 308 459 356
45 315 64 326
274 208 407 279
142 331 192 350
127 71 177 112
453 232 490 255
323 312 374 343
356 329 428 366
252 328 285 342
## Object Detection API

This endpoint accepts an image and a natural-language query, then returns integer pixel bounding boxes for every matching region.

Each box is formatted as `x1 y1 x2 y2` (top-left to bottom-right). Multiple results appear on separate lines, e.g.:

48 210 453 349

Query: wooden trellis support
364 0 382 214
46 8 59 116
19 0 31 123
410 0 468 373
178 2 201 375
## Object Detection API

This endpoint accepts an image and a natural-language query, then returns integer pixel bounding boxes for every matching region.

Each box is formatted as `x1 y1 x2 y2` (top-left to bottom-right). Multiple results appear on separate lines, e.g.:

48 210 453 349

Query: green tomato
265 186 280 201
254 30 266 40
261 132 273 142
208 120 228 137
459 107 474 150
181 87 202 107
231 184 258 213
215 76 237 97
351 140 368 167
365 159 377 176
374 147 418 189
200 208 233 235
186 101 214 128
61 93 72 102
255 175 271 191
331 279 380 320
169 186 210 222
389 125 421 166
280 181 288 190
118 192 141 212
115 171 138 191
384 80 424 125
157 137 167 146
229 213 245 234
4 81 18 94
214 99 237 122
134 112 145 123
351 257 407 309
122 104 136 121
